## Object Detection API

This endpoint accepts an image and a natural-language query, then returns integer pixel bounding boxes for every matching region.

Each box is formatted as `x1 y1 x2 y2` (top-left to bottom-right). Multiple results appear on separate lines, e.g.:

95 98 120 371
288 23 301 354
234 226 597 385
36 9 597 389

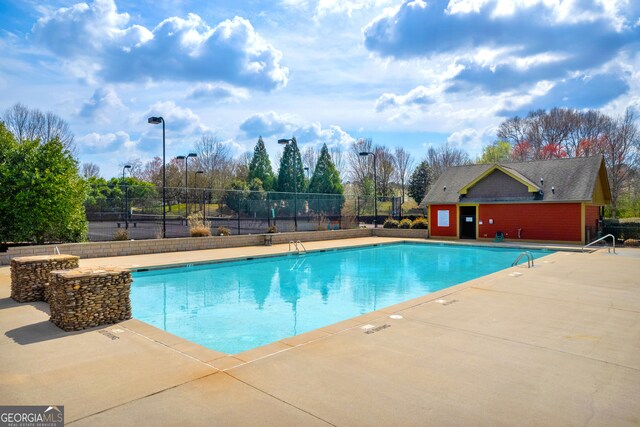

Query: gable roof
458 164 541 195
420 155 610 206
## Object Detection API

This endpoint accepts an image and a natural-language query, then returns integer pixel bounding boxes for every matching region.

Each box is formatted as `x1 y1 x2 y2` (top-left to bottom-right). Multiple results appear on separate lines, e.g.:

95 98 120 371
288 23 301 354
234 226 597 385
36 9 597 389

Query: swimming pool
131 243 552 354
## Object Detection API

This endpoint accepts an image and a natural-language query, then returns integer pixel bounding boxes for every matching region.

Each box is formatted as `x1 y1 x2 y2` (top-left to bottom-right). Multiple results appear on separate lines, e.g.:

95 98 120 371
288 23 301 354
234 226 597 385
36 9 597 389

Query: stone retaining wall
373 228 429 239
48 267 132 331
10 255 80 302
0 228 429 265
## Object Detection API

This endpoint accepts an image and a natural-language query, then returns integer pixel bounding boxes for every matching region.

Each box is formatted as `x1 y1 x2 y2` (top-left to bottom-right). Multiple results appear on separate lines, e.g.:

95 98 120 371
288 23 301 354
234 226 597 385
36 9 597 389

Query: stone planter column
48 267 132 331
10 255 80 303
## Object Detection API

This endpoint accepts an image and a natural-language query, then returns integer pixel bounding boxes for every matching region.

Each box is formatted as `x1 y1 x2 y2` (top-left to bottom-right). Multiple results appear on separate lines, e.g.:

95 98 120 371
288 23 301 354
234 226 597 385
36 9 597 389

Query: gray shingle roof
420 155 607 206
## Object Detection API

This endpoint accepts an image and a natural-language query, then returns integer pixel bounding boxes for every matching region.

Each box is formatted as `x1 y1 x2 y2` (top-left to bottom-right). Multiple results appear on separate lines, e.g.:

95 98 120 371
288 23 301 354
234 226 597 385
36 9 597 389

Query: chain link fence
86 185 413 241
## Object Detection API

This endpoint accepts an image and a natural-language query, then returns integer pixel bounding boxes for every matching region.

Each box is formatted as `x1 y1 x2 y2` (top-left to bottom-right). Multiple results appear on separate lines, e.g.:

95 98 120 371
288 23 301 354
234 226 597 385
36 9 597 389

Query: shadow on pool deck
1 237 639 426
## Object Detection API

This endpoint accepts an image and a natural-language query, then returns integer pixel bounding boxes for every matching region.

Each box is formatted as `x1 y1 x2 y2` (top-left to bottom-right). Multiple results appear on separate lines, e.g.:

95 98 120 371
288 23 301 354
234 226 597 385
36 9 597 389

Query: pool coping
121 238 566 370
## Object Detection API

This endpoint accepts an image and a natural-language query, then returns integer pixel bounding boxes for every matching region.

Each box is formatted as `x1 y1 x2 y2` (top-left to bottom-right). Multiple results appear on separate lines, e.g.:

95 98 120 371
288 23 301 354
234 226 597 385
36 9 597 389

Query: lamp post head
359 151 373 157
278 138 293 145
187 152 198 158
196 170 204 175
176 155 186 160
147 116 163 125
123 164 132 169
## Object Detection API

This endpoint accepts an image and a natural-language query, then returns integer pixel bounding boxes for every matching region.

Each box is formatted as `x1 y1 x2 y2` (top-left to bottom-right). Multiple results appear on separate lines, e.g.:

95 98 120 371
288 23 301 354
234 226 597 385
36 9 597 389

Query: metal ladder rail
288 240 307 254
511 251 534 268
582 234 616 254
295 240 307 254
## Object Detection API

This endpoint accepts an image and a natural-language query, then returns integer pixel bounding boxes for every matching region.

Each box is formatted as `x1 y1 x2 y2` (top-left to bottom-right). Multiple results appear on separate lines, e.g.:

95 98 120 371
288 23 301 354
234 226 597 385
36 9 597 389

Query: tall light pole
122 164 132 230
176 153 197 220
359 151 377 228
147 116 166 238
278 138 298 232
195 170 204 213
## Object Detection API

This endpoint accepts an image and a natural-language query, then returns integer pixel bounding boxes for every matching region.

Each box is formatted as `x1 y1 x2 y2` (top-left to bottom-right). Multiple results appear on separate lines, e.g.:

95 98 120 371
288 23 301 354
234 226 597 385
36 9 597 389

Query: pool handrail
511 251 534 268
288 240 307 254
295 240 307 254
582 234 616 254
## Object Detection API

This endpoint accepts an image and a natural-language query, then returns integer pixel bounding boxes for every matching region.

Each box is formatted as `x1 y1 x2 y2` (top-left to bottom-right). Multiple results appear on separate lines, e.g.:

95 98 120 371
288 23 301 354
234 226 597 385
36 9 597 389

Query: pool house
421 155 611 244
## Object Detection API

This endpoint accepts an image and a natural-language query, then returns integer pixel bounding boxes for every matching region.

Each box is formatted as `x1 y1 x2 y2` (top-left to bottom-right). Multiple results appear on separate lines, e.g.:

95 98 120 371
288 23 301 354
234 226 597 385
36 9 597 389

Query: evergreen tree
408 160 432 205
0 125 87 244
309 144 343 194
247 136 276 190
277 137 305 193
309 144 345 213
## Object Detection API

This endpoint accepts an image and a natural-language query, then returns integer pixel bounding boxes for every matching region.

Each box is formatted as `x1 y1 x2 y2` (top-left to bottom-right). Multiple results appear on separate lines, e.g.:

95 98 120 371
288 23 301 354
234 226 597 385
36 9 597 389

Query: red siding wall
585 205 600 230
429 205 457 237
478 203 582 242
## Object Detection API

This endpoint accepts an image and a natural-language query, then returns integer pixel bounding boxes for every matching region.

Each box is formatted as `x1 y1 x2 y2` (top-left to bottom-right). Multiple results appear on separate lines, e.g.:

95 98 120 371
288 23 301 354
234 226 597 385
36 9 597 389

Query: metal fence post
267 192 271 228
237 191 241 235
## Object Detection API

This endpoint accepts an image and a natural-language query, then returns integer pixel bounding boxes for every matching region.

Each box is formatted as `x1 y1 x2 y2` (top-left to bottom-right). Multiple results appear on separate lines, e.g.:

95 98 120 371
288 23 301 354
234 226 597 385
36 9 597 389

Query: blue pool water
131 243 552 354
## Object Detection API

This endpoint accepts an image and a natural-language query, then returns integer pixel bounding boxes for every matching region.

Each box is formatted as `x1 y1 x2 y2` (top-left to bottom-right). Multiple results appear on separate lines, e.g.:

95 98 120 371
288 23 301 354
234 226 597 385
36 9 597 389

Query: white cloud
239 111 355 148
364 0 638 104
375 85 437 111
143 101 209 136
31 0 288 91
280 0 397 17
77 130 135 152
79 86 126 123
186 83 250 102
446 127 495 156
316 0 396 17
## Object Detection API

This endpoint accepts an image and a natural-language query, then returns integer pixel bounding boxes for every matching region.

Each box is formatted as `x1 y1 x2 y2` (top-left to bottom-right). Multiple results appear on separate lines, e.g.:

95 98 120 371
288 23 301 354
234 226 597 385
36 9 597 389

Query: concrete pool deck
1 237 639 425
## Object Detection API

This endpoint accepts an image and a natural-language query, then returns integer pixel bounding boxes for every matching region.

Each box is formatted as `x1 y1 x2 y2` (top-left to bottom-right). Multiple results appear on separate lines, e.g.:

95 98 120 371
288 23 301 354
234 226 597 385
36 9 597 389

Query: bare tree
140 157 163 186
601 108 639 218
329 145 347 180
393 147 414 203
3 103 75 155
194 133 234 189
427 144 470 182
539 107 574 155
566 110 610 157
497 115 528 148
81 162 101 179
348 138 373 191
232 152 252 182
375 145 396 198
301 145 318 174
119 158 143 179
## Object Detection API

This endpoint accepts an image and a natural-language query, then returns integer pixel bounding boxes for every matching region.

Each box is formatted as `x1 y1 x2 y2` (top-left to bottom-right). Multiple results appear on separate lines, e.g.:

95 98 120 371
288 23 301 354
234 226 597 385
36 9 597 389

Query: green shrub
410 217 429 229
216 226 231 236
398 218 412 229
383 218 399 228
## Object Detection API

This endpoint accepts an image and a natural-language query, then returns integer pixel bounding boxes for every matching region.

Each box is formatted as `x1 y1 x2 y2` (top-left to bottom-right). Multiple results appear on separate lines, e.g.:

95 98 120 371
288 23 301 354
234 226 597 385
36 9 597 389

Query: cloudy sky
1 0 638 177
